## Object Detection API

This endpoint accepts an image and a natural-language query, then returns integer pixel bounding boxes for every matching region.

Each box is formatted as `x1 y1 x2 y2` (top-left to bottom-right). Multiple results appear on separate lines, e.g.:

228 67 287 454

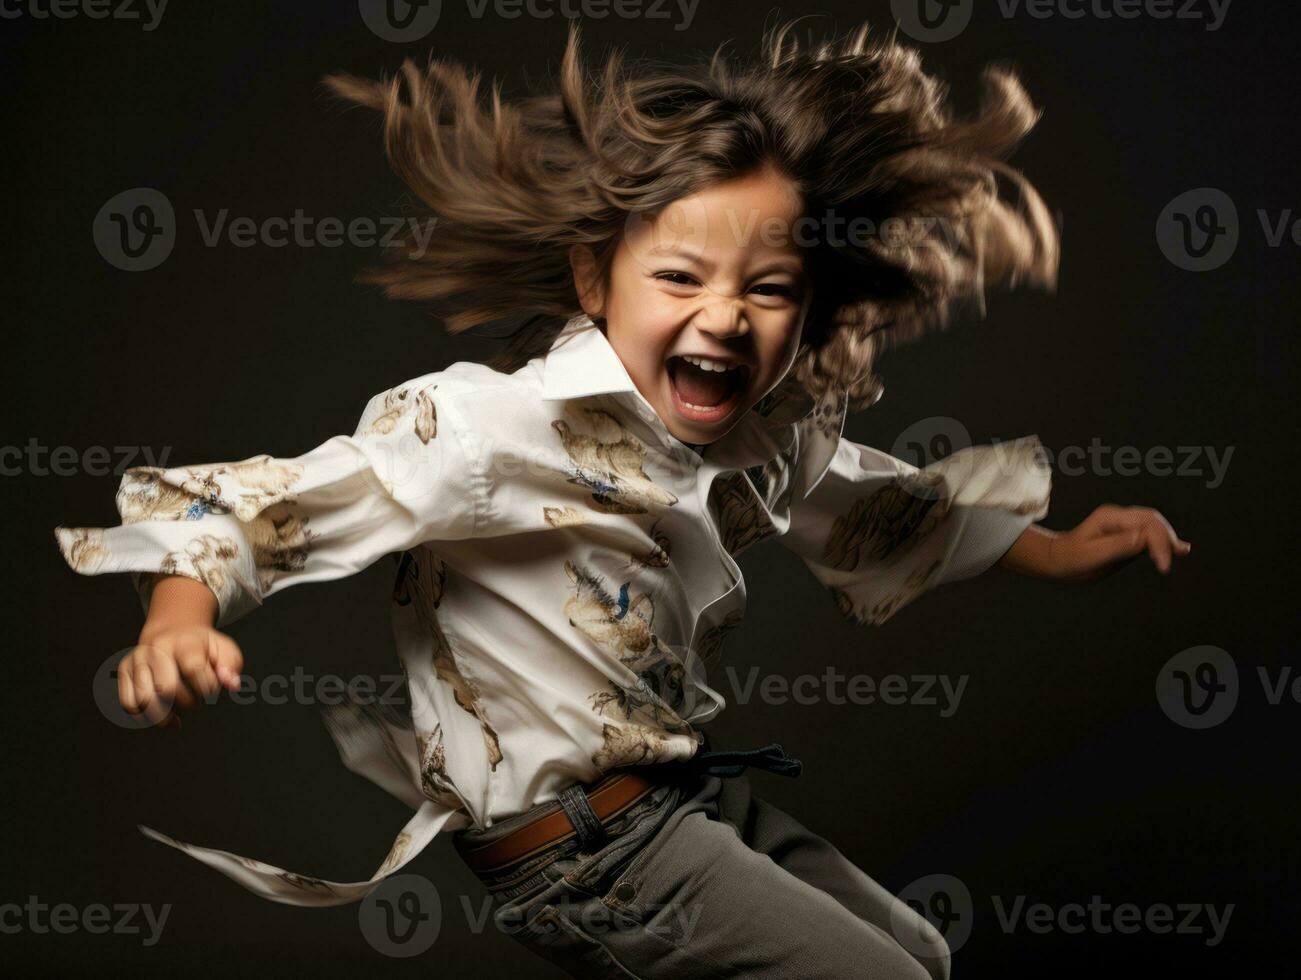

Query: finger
143 644 200 725
118 648 140 717
1130 507 1188 573
151 642 199 711
1168 524 1192 555
1142 517 1175 573
130 644 185 729
209 635 245 692
133 661 173 729
1139 506 1177 538
177 636 221 704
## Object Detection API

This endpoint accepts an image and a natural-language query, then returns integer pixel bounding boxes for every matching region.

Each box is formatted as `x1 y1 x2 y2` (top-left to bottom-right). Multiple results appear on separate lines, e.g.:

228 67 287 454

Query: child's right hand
122 624 244 731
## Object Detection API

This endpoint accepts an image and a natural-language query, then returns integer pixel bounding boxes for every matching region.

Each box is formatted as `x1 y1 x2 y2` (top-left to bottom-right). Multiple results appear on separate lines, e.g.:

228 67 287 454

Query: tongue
671 358 736 407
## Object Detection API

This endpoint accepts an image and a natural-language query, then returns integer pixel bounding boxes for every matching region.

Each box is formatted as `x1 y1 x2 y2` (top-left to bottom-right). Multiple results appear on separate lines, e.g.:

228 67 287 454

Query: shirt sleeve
777 433 1052 626
53 376 481 629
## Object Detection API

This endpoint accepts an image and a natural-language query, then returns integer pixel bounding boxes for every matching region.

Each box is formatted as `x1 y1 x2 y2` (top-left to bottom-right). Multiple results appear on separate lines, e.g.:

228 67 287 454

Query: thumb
208 633 245 691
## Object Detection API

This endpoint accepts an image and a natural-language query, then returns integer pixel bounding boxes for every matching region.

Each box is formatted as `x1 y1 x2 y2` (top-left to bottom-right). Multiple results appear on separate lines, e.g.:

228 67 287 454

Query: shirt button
613 881 637 902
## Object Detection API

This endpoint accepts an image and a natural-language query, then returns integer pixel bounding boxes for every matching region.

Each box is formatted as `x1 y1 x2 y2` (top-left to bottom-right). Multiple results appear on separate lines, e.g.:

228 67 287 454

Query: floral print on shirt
363 383 438 443
393 547 503 771
415 724 462 809
696 607 745 669
563 558 672 672
52 312 1049 907
565 558 694 734
709 471 779 558
822 471 948 571
552 405 679 514
112 455 317 609
832 557 944 626
591 721 681 770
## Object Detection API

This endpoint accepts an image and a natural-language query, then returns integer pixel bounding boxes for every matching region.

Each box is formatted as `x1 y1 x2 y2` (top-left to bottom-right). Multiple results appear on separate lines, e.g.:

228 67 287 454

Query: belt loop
557 783 609 853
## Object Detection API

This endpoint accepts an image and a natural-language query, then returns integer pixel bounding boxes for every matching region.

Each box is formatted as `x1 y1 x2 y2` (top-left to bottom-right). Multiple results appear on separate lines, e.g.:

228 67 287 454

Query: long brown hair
322 18 1058 412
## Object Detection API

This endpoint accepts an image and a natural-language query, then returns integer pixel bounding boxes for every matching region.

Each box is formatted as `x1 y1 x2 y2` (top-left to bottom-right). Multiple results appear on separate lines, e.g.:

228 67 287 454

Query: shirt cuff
938 505 1039 583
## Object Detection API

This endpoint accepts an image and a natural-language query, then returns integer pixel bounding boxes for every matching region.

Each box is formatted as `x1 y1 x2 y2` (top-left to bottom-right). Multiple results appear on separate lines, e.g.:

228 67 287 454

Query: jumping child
55 19 1190 978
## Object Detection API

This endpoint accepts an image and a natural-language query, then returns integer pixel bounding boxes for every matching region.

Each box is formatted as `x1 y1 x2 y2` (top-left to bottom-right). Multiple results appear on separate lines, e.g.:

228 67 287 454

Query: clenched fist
122 623 244 731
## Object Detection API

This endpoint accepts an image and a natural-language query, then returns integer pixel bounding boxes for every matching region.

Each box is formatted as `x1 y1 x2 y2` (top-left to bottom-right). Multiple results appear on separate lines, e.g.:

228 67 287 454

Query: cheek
609 316 678 380
624 307 681 354
757 316 804 370
608 273 675 332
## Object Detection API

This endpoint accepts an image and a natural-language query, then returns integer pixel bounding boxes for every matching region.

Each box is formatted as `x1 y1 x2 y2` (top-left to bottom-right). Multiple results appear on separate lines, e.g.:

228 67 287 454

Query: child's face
572 166 810 446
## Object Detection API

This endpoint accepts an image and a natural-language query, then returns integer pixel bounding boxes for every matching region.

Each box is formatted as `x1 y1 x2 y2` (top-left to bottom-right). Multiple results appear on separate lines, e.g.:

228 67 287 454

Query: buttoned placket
538 316 848 724
612 384 804 723
606 388 731 722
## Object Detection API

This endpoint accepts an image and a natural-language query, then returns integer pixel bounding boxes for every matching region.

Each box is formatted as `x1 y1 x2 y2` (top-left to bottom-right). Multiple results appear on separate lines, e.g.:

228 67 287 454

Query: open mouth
666 355 750 424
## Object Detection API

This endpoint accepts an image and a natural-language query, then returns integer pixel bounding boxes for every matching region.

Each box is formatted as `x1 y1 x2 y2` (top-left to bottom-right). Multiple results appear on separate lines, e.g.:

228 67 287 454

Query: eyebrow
749 260 805 279
644 244 805 278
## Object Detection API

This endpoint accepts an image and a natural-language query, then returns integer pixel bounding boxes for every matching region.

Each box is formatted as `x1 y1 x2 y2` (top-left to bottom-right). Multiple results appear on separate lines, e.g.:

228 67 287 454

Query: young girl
54 20 1190 978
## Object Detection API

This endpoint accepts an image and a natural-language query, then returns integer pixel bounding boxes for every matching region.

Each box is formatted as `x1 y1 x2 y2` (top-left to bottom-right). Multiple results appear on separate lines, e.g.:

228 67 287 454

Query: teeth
673 355 744 412
681 354 740 373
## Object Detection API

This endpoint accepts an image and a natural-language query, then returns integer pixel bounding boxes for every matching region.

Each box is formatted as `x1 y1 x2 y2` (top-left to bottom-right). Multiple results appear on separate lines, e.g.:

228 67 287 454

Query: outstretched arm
54 374 479 630
997 506 1192 582
777 432 1053 626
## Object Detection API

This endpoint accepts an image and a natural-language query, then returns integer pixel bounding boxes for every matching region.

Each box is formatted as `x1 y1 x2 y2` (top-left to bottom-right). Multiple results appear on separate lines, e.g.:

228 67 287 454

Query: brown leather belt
454 770 660 875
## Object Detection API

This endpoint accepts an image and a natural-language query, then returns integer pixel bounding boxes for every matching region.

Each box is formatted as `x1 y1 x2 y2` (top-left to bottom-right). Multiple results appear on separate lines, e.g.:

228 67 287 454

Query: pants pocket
558 783 680 897
507 901 644 979
599 807 738 952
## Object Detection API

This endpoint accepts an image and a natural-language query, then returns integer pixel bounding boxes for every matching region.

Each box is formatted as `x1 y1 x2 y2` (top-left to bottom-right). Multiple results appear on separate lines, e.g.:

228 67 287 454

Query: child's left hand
998 505 1192 582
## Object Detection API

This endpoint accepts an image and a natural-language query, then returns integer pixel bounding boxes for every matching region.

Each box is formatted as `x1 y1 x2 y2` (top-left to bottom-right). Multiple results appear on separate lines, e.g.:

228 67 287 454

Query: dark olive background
4 1 1295 976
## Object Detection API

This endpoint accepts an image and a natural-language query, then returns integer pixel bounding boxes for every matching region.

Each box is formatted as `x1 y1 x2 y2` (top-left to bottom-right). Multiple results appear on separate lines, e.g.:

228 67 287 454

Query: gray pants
453 769 951 978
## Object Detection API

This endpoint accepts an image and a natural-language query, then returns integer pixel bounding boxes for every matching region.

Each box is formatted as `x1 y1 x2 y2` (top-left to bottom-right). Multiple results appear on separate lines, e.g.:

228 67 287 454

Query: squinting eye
749 283 796 299
654 272 700 287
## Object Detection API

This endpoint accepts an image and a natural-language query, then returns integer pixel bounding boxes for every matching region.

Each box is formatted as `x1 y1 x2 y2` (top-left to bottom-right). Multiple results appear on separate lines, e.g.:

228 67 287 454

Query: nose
691 293 749 340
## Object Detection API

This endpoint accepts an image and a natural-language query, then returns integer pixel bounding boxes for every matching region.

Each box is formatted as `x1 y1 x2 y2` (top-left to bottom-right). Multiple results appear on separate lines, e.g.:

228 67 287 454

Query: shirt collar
541 314 819 424
540 314 641 403
539 313 844 481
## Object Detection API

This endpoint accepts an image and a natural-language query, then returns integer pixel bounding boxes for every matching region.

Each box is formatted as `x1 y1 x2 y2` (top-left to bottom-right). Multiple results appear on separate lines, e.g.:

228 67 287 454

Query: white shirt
54 313 1051 906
